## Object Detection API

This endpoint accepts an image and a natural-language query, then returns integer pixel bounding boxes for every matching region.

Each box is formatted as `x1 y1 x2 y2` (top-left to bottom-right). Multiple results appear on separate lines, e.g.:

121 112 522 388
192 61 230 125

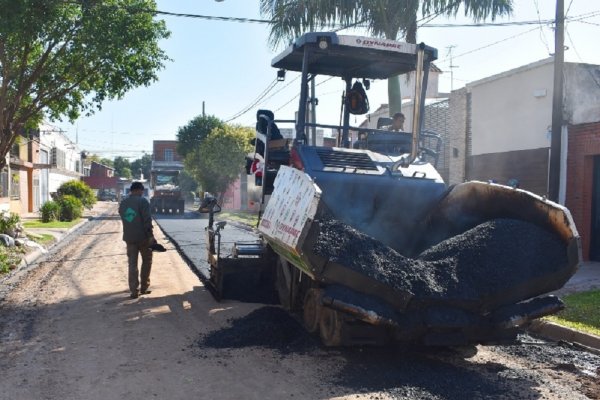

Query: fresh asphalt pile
197 306 319 354
313 217 568 308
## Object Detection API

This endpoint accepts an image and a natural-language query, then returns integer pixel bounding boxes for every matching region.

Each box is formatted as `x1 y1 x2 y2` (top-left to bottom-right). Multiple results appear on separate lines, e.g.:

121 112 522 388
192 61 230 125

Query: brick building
566 122 600 260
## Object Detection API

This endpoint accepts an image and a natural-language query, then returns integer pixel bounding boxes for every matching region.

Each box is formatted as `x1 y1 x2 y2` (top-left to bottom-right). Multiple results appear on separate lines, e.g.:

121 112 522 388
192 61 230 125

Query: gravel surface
3 205 596 400
193 306 600 400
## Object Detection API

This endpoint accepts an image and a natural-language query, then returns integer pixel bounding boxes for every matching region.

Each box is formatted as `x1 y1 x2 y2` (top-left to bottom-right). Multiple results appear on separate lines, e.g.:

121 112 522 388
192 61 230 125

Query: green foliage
58 180 96 209
0 211 21 235
58 195 83 222
131 153 152 180
40 201 61 222
113 156 131 177
0 0 170 169
179 170 199 201
99 158 115 168
185 125 254 195
176 115 225 158
0 246 24 274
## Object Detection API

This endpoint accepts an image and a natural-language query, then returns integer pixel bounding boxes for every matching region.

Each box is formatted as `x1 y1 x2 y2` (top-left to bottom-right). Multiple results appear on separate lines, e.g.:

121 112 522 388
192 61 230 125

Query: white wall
468 58 554 156
564 63 600 125
39 125 82 196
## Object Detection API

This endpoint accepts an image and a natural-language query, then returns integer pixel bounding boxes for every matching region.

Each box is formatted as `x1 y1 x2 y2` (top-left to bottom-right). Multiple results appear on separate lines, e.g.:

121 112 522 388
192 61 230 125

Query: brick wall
566 121 600 260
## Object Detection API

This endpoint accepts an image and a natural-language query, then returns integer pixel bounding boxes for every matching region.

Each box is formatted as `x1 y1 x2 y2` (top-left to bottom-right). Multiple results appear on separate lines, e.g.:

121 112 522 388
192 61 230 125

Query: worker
119 181 154 299
387 112 405 132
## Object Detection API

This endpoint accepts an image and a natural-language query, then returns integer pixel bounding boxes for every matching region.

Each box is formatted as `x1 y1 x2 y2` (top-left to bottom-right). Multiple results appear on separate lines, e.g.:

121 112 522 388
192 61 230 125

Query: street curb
18 205 114 270
528 320 600 353
19 218 90 269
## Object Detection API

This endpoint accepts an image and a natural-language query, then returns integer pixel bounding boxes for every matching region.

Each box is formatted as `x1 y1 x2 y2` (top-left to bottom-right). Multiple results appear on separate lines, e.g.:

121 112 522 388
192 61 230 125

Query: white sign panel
258 166 321 249
338 35 416 55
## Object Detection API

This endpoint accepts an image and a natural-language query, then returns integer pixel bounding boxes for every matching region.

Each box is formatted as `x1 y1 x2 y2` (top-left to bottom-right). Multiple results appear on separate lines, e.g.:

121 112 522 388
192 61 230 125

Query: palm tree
260 0 513 115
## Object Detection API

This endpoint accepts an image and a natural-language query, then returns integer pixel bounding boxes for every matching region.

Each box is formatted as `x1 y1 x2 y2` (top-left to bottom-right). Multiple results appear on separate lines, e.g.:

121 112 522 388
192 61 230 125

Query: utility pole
549 0 564 202
202 101 206 117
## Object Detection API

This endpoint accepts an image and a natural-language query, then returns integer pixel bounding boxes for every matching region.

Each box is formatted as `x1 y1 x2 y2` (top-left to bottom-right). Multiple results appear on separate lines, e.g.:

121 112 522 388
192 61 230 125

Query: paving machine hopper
205 32 581 347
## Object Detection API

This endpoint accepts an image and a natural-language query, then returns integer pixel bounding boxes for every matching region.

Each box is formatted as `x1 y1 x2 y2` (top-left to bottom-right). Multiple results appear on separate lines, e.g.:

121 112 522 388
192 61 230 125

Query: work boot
130 291 139 299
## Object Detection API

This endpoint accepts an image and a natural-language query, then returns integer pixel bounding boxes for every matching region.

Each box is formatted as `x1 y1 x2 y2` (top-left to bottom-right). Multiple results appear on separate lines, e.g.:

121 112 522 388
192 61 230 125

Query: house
38 124 84 203
82 161 119 198
446 58 600 261
0 123 83 215
5 130 39 214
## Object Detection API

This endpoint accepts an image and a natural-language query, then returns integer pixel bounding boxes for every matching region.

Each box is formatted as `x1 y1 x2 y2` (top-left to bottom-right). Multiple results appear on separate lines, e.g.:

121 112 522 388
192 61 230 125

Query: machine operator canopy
271 32 438 80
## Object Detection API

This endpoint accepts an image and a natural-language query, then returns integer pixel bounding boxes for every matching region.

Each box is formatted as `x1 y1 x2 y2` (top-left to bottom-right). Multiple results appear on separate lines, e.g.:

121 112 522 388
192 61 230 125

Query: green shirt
119 194 153 243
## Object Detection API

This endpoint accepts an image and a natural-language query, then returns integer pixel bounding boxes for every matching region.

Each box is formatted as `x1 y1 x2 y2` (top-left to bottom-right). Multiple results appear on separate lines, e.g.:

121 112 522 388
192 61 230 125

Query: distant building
83 161 118 198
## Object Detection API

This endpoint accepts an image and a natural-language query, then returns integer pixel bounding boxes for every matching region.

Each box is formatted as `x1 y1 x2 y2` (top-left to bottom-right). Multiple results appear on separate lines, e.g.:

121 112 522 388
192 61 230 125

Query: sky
54 0 600 160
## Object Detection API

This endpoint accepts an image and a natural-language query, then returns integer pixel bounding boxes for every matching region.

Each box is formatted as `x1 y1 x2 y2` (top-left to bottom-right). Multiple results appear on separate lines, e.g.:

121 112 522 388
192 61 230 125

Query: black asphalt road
153 211 260 279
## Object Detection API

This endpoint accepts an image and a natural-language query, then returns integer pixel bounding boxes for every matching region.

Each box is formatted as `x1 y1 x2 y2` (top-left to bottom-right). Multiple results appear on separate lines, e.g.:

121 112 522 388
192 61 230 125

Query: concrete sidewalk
553 261 600 296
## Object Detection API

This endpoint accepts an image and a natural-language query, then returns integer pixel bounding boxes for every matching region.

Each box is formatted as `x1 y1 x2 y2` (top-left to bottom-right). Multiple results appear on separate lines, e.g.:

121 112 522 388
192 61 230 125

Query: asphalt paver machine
203 32 581 347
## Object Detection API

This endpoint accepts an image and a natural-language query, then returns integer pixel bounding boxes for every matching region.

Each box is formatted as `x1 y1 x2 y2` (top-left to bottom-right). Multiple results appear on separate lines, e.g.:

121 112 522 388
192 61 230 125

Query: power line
66 2 600 30
534 0 551 54
225 79 279 122
437 26 540 63
565 27 600 89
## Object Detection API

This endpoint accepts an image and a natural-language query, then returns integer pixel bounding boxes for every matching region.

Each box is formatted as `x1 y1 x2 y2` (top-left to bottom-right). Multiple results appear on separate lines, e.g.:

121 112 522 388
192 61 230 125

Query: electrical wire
534 0 551 53
437 26 540 63
225 78 279 122
565 27 600 89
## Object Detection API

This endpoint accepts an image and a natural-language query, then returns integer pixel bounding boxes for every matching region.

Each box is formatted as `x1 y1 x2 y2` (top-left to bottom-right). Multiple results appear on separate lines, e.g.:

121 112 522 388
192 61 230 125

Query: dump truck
202 33 581 347
150 140 185 214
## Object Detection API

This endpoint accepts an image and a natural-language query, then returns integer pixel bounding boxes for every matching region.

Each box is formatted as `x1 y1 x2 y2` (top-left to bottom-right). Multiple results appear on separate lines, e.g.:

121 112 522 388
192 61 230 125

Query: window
164 148 173 162
0 169 8 197
51 147 66 168
10 173 20 199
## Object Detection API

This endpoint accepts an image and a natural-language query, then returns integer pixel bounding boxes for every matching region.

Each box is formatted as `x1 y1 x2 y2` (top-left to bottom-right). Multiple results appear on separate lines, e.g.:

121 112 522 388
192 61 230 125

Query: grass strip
546 289 600 337
218 211 259 228
23 219 82 229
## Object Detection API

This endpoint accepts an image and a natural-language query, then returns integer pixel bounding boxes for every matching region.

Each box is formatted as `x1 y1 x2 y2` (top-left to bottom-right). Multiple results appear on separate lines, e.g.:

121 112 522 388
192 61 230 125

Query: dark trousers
126 239 153 294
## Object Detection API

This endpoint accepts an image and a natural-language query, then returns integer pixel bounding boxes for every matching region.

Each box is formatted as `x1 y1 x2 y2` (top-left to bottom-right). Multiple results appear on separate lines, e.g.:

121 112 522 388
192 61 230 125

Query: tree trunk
387 76 402 116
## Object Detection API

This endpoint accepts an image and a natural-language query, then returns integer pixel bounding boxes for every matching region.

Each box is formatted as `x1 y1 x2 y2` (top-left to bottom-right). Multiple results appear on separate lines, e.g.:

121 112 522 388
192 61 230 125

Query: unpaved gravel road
0 204 598 400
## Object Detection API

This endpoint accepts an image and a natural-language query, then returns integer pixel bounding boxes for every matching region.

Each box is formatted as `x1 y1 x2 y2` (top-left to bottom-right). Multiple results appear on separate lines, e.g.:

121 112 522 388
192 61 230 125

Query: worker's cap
130 182 144 191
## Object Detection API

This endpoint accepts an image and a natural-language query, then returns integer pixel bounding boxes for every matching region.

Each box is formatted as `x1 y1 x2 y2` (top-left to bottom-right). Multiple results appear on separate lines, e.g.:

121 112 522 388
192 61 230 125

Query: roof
272 32 438 80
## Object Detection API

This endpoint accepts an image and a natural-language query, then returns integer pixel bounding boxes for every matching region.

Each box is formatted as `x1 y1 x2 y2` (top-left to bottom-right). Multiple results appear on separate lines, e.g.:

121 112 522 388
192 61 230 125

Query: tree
99 158 114 168
131 152 152 180
113 156 131 177
176 115 225 158
119 167 133 179
178 170 198 201
0 0 170 169
260 0 512 115
184 125 254 198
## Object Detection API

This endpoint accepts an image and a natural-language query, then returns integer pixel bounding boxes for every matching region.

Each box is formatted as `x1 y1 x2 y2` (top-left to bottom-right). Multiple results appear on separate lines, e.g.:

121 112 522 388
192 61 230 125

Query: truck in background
150 140 185 214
